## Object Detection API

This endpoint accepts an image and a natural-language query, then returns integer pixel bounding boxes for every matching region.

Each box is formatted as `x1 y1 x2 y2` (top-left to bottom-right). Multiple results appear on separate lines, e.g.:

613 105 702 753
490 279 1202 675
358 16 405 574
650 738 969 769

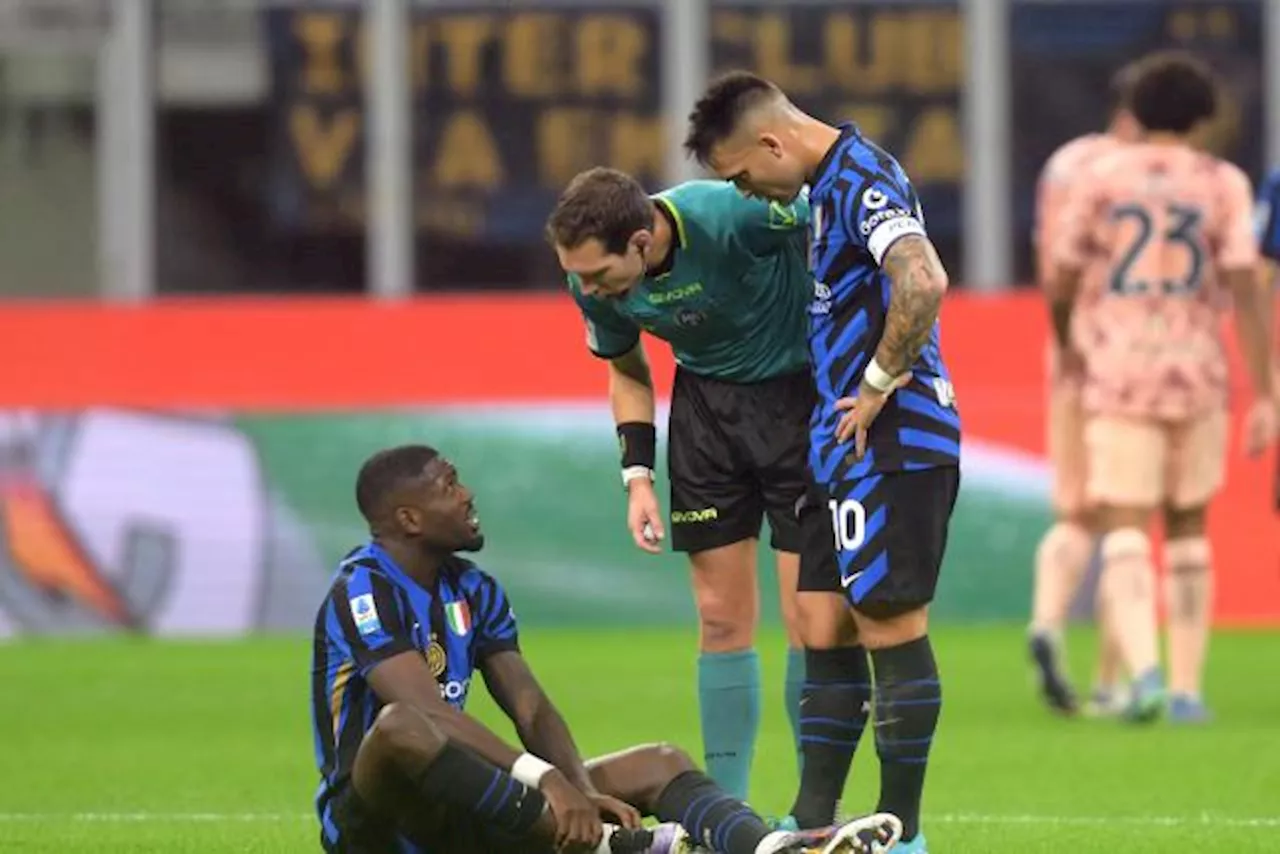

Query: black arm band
617 422 656 470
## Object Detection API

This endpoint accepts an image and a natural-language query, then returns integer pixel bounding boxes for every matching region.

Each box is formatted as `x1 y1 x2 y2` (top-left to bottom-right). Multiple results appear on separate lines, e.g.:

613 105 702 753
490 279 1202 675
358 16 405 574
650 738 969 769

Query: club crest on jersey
424 634 448 677
444 600 472 637
349 594 381 636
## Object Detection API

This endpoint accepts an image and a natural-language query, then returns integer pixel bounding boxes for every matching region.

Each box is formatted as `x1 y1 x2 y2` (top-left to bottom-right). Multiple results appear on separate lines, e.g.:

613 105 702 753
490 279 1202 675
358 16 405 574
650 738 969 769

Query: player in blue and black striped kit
310 444 902 854
687 72 962 854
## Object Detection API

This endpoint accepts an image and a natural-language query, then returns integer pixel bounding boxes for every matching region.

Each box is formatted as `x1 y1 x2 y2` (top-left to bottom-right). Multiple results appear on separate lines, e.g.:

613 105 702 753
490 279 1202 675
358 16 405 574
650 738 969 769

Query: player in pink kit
1051 53 1277 723
1028 65 1140 718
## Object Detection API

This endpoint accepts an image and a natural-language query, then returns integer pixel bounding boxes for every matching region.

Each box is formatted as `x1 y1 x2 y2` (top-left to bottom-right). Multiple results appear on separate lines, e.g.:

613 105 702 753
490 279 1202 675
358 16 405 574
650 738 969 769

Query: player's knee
650 742 697 777
1163 504 1207 541
1099 529 1154 595
795 593 857 649
694 594 755 650
1095 505 1152 534
368 703 446 763
850 603 928 650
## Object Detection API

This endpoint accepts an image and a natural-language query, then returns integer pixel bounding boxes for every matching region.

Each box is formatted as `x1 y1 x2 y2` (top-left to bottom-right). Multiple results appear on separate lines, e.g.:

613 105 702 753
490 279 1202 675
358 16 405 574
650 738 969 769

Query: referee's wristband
863 358 904 393
617 421 656 469
511 753 555 789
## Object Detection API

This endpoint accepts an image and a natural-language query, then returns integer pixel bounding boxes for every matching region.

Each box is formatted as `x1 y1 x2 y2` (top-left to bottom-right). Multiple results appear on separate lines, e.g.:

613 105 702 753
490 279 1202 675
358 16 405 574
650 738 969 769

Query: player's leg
586 744 902 854
1161 408 1228 723
783 484 869 831
749 368 821 771
338 703 552 852
1029 375 1094 714
1085 415 1165 722
667 370 766 800
839 466 961 851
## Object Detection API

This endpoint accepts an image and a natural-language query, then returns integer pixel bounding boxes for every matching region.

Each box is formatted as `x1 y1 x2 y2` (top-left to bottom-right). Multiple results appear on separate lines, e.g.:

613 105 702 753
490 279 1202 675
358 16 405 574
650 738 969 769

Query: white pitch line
0 812 1277 830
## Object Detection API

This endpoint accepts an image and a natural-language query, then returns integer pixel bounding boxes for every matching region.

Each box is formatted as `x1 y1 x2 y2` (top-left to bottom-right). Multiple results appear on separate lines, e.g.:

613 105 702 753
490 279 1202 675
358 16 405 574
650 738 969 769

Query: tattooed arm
872 235 950 377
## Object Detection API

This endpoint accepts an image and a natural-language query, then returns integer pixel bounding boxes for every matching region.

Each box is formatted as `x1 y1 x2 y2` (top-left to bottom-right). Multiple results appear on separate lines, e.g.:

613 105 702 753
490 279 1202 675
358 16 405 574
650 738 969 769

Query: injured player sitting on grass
310 443 905 854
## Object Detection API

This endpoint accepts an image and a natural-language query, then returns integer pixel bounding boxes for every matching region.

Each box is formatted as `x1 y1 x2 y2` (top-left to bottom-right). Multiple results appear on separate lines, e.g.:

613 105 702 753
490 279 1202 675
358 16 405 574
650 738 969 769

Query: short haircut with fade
355 444 439 522
545 167 654 255
1128 50 1218 134
684 71 783 166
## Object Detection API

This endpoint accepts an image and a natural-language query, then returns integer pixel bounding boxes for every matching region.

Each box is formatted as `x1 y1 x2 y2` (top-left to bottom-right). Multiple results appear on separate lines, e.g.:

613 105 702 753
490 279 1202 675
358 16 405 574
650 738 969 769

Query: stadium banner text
264 2 964 266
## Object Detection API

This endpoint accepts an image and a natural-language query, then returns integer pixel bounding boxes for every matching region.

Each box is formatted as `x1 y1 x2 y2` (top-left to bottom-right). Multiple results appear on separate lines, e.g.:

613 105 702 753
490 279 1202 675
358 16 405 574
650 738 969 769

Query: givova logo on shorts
671 507 718 524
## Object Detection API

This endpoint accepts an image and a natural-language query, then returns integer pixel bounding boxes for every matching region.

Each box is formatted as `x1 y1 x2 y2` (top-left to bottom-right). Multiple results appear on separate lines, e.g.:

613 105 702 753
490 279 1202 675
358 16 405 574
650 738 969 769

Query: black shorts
667 366 813 554
798 466 960 610
323 785 518 854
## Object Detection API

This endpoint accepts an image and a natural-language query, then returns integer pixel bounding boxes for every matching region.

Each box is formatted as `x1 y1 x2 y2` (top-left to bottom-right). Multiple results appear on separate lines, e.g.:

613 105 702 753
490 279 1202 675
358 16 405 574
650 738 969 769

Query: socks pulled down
871 636 942 842
1099 528 1160 680
1030 521 1094 636
698 650 761 801
1164 537 1212 699
790 645 871 829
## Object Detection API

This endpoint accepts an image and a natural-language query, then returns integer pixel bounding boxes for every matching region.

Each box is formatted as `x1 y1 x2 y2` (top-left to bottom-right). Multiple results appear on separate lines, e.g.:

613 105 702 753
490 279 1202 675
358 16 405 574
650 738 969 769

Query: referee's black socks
870 635 941 842
789 645 871 828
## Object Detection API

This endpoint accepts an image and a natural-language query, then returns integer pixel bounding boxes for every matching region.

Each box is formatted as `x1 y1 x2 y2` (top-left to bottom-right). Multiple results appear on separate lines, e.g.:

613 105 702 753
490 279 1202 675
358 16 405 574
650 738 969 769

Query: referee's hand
626 479 665 554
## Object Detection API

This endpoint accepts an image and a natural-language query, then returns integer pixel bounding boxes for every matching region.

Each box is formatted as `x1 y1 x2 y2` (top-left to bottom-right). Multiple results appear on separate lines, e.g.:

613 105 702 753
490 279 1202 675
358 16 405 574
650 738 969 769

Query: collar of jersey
651 196 688 260
360 541 418 590
810 123 859 195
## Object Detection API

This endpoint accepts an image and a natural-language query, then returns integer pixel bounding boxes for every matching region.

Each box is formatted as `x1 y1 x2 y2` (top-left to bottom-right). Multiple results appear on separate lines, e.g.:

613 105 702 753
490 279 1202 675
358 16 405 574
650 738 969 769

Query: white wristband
863 358 902 393
622 465 654 488
511 753 555 788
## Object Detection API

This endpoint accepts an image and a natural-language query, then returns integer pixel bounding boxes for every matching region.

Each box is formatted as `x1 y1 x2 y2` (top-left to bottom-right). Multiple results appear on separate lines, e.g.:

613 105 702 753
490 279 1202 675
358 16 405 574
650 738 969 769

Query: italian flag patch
444 600 472 637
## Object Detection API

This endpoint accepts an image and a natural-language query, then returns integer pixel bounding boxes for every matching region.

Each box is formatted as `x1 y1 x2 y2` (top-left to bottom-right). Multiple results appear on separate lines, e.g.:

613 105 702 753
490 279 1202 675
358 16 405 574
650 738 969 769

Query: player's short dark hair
355 445 439 522
1128 51 1218 134
545 167 654 255
684 71 783 166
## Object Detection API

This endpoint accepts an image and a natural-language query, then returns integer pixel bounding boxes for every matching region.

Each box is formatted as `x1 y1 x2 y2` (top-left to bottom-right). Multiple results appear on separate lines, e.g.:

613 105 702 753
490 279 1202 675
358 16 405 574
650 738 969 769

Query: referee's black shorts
666 366 813 555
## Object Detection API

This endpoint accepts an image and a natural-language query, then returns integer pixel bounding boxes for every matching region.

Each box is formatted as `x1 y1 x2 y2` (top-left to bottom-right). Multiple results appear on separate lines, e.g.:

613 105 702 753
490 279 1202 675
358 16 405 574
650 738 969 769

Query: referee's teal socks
698 649 760 801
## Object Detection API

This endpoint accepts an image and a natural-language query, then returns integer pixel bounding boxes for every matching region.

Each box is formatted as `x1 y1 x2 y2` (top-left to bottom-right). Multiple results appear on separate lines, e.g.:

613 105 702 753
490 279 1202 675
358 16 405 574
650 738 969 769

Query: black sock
410 743 546 836
870 636 941 841
655 770 771 854
790 645 871 829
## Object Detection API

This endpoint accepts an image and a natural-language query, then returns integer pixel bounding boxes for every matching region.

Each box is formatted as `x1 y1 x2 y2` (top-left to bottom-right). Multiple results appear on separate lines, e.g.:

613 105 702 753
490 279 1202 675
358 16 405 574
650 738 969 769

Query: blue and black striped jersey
807 124 961 486
310 543 518 847
1254 167 1280 262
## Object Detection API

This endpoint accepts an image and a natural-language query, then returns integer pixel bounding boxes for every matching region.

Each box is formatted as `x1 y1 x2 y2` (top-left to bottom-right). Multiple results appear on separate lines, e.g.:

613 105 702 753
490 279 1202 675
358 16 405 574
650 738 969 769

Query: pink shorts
1084 410 1229 509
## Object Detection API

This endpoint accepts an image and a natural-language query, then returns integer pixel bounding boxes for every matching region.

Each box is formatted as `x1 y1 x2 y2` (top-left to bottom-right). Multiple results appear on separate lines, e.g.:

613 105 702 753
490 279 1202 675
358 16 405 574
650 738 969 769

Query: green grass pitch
1 625 1277 852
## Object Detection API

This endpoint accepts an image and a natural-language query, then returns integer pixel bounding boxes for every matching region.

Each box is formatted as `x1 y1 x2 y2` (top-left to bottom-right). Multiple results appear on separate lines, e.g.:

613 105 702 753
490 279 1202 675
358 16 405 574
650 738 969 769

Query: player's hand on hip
589 792 642 829
539 770 605 852
626 479 665 554
835 380 891 459
1242 396 1280 458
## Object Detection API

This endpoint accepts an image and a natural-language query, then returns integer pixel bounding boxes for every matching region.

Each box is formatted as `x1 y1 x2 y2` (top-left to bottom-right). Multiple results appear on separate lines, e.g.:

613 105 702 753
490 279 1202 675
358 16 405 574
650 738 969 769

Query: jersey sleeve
1217 164 1259 271
472 572 520 660
332 568 416 677
834 155 927 266
1254 168 1280 261
568 277 641 359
